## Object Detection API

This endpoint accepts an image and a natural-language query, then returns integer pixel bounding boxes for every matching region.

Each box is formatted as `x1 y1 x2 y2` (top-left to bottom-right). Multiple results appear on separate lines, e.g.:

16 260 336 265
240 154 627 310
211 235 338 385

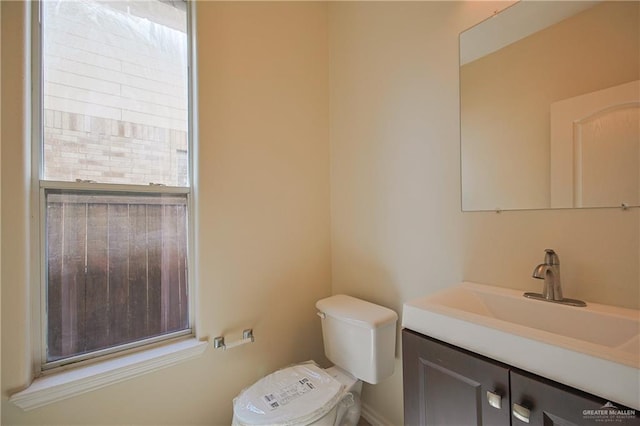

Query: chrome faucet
524 249 586 307
532 249 563 301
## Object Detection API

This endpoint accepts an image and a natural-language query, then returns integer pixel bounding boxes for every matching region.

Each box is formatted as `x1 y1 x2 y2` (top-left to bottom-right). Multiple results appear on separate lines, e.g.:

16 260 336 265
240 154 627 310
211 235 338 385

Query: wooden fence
46 193 189 362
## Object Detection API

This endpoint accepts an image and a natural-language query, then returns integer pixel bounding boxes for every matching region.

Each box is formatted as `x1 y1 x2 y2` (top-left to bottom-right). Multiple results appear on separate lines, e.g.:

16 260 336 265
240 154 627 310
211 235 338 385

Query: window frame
31 0 198 374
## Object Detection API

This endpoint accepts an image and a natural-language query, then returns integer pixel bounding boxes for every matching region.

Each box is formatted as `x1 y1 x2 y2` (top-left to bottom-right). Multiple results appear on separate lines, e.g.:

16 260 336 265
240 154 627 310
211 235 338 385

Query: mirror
460 1 639 211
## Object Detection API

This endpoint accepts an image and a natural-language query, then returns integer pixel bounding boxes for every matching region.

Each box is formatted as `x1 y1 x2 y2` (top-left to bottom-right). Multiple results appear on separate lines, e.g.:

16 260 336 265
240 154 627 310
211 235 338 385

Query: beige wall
1 1 330 424
1 2 33 415
1 1 639 425
461 1 639 211
328 2 505 424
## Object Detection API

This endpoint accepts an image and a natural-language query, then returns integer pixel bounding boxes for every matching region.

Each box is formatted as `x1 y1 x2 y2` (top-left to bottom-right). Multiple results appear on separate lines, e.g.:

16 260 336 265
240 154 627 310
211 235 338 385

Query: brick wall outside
44 109 188 186
43 0 189 187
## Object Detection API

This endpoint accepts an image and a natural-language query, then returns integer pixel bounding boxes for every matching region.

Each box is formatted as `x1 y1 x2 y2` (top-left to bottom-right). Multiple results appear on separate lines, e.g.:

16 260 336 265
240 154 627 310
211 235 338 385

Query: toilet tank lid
316 295 398 329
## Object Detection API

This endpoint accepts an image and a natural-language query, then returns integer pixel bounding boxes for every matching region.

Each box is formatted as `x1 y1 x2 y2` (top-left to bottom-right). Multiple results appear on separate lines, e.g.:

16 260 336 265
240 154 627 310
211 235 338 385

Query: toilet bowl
231 363 362 426
231 295 398 426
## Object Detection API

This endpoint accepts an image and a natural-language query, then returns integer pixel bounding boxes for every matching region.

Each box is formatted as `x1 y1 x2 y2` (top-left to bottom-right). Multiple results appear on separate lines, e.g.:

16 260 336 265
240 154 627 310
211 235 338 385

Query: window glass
42 0 189 186
46 191 189 362
40 0 191 367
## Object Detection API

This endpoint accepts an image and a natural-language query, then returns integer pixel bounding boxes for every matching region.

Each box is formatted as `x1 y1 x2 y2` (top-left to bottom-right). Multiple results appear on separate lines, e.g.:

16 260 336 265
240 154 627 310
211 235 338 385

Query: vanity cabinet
402 329 640 426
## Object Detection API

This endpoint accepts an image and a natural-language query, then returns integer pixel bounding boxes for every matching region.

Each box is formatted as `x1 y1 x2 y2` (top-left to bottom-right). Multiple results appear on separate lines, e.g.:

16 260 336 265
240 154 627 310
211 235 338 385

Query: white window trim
10 338 208 411
12 0 204 409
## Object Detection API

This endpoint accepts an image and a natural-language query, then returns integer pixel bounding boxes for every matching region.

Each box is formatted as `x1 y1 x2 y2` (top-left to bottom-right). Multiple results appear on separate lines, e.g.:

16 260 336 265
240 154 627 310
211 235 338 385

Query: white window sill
10 338 209 411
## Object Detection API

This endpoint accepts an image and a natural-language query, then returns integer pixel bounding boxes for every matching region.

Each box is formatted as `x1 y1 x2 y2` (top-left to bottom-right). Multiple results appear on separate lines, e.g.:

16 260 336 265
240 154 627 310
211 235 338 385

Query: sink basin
423 282 639 355
402 282 640 410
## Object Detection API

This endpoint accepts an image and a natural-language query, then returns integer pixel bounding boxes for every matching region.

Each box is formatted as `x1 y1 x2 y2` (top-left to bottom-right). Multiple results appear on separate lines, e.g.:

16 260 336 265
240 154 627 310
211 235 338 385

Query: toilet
232 294 398 426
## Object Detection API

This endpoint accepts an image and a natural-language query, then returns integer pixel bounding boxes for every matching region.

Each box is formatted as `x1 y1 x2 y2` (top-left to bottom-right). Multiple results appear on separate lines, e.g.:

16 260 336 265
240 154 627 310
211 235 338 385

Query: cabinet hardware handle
512 403 531 423
486 390 502 409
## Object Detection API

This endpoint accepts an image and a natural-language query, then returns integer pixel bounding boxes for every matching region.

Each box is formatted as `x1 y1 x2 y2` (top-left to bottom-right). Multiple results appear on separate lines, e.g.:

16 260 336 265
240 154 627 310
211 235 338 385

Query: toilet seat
233 362 345 426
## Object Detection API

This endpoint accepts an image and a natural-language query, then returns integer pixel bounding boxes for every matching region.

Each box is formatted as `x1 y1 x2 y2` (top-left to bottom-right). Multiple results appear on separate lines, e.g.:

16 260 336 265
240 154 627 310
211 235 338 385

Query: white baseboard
361 402 395 426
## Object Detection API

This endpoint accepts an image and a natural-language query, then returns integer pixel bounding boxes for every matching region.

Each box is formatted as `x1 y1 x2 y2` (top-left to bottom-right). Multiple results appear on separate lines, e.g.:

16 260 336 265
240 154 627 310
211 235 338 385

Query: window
38 0 193 369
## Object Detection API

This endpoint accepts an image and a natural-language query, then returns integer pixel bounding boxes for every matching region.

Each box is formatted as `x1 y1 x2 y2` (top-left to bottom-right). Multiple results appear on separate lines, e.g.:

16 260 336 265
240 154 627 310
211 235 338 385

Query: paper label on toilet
263 377 316 410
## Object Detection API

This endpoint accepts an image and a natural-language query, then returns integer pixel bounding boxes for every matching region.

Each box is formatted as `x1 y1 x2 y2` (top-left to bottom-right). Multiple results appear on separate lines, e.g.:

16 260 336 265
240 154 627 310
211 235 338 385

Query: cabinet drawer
510 370 640 426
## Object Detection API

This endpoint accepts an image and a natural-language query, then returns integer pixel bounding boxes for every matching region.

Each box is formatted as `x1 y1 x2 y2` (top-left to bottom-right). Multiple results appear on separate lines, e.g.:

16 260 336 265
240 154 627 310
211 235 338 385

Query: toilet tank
316 295 398 384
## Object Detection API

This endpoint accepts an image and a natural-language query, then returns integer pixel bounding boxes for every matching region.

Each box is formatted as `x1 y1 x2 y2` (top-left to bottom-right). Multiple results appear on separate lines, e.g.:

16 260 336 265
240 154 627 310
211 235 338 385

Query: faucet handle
544 249 559 265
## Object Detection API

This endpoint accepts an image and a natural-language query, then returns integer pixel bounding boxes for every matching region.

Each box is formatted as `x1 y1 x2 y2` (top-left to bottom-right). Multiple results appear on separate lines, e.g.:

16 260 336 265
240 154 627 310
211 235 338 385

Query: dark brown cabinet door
510 370 640 426
403 329 511 426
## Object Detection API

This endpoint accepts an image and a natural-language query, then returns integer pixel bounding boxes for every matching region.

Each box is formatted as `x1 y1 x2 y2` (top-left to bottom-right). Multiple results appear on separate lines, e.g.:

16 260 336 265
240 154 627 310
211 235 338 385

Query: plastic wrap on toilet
232 361 345 425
